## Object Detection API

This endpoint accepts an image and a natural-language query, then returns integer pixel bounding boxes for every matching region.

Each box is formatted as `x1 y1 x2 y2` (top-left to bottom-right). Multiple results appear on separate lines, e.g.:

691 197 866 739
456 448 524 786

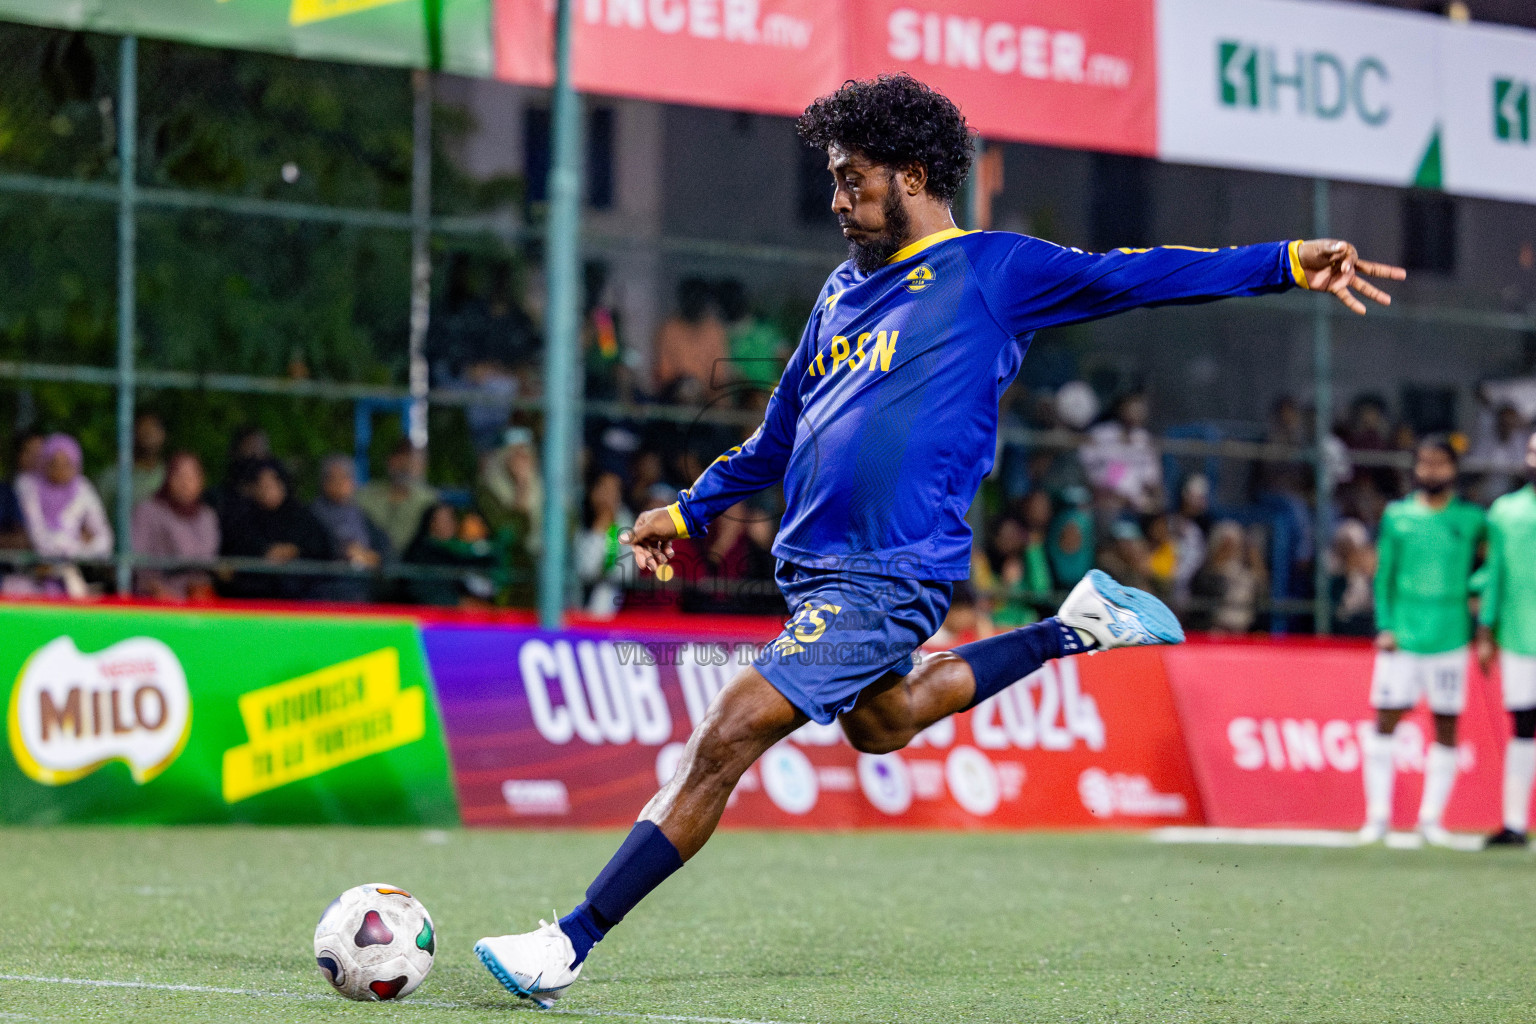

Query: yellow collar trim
885 227 973 266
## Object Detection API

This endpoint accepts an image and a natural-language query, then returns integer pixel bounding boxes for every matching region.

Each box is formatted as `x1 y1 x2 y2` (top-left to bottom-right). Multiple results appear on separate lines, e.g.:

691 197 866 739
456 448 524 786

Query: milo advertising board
0 605 457 825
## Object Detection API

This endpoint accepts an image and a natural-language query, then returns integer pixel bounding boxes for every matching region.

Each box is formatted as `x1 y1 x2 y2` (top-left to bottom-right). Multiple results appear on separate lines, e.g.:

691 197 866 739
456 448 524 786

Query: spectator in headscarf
311 455 389 602
131 451 219 601
15 433 113 562
218 458 333 601
476 427 543 554
13 434 113 598
1192 520 1267 634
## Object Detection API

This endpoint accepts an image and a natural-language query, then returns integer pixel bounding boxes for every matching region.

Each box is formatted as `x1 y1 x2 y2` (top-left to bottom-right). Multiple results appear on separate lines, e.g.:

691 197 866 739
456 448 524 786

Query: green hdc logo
1219 41 1390 126
1495 78 1531 143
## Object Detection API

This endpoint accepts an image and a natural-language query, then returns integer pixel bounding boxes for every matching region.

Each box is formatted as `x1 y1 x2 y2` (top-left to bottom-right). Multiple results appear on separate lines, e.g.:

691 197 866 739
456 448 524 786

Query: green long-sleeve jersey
1375 494 1484 654
1478 485 1536 656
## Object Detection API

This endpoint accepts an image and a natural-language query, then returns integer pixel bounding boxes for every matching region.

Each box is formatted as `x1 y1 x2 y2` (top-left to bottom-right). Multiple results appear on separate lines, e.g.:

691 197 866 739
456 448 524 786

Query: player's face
1526 433 1536 482
1414 446 1456 494
826 146 911 273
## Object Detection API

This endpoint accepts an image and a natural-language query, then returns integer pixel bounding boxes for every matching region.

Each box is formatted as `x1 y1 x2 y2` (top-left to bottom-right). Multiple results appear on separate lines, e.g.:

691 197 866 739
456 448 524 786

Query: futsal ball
313 883 436 1001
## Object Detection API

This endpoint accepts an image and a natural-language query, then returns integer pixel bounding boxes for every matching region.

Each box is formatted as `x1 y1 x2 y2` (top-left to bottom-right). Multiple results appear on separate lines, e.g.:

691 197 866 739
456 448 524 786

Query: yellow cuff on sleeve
1287 239 1309 290
665 502 690 538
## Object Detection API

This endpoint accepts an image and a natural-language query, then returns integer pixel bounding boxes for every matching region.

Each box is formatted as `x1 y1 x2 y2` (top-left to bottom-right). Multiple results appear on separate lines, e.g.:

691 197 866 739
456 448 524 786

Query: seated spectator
1170 474 1211 610
131 452 219 601
219 459 333 601
358 439 440 556
1080 392 1162 514
653 277 729 396
97 409 167 515
1192 520 1266 634
1328 518 1377 636
213 426 273 522
1046 484 1095 588
1470 402 1530 503
14 433 113 597
574 470 635 618
402 502 498 607
476 428 542 555
719 278 789 391
1144 513 1178 599
1096 519 1156 596
0 453 25 551
311 455 390 603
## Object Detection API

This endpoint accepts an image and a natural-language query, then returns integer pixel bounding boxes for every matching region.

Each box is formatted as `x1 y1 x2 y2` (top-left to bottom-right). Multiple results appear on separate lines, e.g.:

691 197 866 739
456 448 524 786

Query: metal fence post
1312 178 1333 635
114 35 138 595
407 69 432 451
539 0 584 629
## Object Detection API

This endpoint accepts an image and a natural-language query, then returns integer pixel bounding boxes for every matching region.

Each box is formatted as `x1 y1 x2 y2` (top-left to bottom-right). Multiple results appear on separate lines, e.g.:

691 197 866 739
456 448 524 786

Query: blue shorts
754 560 954 725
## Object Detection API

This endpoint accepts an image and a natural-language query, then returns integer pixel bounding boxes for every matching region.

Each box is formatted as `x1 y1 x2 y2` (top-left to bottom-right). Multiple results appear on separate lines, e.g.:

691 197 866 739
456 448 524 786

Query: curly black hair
796 74 974 203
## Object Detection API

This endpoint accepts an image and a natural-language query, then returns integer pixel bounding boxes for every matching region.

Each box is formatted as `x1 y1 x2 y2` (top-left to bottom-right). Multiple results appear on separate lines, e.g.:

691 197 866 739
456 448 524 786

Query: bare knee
1433 714 1458 747
841 716 913 755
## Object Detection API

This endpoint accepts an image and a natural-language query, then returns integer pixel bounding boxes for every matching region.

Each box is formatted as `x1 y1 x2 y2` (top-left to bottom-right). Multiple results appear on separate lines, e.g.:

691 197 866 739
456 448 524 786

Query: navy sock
557 820 682 966
953 617 1083 711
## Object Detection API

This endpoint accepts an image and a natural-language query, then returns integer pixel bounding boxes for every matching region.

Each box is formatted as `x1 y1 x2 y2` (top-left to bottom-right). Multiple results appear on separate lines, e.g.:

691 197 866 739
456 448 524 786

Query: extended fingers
1331 279 1368 315
1349 274 1392 306
1354 258 1407 281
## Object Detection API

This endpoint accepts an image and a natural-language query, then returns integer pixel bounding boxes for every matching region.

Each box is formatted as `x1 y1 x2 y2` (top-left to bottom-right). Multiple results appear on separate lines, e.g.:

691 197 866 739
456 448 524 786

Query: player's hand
1476 625 1497 676
621 508 679 575
1297 239 1405 315
1374 629 1397 652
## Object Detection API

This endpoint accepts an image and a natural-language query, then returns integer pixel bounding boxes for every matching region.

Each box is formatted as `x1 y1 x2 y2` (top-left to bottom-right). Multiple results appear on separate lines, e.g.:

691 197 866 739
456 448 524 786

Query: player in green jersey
1476 429 1536 848
1360 438 1485 847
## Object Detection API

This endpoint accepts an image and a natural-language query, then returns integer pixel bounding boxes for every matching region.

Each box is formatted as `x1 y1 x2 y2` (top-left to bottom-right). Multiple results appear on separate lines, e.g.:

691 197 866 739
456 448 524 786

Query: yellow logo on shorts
770 602 843 657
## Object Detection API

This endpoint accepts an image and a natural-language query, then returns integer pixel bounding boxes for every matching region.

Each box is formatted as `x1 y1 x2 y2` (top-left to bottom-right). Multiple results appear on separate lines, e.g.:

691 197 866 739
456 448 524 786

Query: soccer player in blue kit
476 74 1405 1005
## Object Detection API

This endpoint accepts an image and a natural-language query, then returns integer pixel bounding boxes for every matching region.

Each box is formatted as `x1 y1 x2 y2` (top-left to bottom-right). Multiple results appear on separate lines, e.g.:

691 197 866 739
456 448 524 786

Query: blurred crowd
4 267 1534 634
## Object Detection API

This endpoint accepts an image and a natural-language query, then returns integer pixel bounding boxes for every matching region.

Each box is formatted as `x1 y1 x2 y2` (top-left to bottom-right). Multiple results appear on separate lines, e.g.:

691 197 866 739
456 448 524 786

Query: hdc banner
1163 643 1507 832
1156 0 1441 187
0 605 458 825
1439 21 1536 205
424 625 1202 829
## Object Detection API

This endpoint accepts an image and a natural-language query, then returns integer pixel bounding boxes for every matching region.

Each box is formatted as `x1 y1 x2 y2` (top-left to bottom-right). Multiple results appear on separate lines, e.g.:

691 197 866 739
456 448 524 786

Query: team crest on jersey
903 264 935 292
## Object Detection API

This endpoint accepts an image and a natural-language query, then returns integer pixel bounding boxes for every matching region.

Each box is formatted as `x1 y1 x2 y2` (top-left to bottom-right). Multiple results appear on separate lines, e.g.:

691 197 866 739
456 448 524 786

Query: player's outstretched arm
1295 239 1405 315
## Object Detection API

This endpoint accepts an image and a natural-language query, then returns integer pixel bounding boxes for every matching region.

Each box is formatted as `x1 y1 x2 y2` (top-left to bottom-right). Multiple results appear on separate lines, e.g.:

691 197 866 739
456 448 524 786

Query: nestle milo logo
1495 78 1530 144
1218 40 1389 126
7 636 192 785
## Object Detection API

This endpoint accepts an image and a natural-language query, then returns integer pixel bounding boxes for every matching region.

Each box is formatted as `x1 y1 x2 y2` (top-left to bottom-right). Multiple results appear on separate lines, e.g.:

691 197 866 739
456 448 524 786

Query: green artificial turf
0 827 1532 1023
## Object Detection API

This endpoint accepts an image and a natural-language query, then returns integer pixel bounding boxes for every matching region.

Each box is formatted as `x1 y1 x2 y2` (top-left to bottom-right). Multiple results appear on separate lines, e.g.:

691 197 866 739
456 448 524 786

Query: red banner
427 625 1202 829
844 1 1157 155
494 0 844 116
492 0 1157 153
1163 642 1508 832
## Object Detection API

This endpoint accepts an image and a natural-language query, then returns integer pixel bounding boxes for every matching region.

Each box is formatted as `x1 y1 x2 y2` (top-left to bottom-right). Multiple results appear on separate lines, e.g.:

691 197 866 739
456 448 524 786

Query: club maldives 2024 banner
0 602 1518 832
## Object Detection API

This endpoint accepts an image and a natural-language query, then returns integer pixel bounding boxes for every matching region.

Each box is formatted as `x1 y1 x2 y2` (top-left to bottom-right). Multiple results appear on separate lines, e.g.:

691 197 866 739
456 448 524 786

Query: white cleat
475 919 582 1008
1058 569 1186 651
1356 820 1389 845
1418 823 1456 849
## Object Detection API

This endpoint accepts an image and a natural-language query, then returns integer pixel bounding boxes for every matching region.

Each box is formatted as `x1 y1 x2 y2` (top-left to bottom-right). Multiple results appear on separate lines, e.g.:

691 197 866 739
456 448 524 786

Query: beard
846 186 911 274
1417 475 1454 496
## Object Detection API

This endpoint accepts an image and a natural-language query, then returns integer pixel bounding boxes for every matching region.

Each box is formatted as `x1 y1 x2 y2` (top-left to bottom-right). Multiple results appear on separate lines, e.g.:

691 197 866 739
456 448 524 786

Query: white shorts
1370 648 1468 716
1500 651 1536 711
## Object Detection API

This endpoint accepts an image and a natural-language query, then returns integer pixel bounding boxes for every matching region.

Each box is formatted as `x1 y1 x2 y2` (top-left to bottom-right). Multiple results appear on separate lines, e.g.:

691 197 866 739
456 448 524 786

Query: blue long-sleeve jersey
668 229 1308 580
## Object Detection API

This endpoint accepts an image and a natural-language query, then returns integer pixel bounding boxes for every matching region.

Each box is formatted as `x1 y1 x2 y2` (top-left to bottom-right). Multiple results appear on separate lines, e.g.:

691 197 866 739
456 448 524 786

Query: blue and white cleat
474 919 582 1008
1057 569 1185 650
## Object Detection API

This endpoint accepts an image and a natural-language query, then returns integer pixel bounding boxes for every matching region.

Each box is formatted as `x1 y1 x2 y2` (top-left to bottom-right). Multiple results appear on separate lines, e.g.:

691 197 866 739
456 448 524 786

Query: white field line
1151 826 1483 851
0 974 811 1024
